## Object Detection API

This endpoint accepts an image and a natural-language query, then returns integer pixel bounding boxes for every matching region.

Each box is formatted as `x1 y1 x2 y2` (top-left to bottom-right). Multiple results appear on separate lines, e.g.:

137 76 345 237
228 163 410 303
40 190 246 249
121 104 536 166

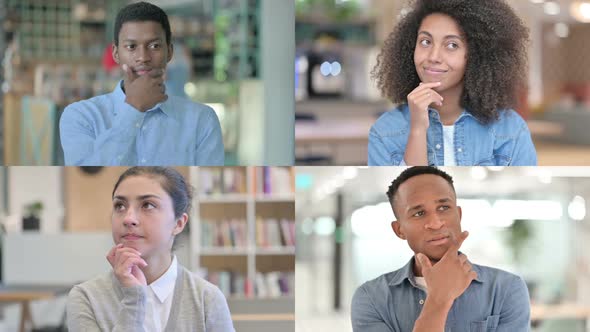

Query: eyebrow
113 194 162 201
418 31 464 40
122 38 163 44
406 197 452 213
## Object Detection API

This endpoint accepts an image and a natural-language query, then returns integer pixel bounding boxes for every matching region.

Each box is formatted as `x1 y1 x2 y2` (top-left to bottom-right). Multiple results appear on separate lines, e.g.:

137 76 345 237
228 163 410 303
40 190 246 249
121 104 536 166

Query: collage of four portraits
1 0 590 331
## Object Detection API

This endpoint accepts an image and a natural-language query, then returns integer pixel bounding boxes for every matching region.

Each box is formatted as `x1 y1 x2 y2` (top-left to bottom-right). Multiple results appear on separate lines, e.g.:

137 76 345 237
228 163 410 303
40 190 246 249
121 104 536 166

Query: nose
427 44 442 63
136 46 151 63
424 213 444 230
122 207 139 227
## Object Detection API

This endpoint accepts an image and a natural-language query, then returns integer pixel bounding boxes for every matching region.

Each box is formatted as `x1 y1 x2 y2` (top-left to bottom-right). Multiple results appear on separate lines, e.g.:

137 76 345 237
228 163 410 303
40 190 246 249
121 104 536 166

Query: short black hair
114 2 171 46
386 166 455 218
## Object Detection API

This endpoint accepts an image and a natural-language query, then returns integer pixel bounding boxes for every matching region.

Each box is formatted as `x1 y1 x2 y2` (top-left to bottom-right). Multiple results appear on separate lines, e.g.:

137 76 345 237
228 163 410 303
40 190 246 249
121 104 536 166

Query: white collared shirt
144 255 178 331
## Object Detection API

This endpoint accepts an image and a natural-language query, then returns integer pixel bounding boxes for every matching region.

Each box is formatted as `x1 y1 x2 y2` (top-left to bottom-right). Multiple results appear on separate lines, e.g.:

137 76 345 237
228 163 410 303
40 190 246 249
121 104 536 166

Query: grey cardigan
67 264 235 332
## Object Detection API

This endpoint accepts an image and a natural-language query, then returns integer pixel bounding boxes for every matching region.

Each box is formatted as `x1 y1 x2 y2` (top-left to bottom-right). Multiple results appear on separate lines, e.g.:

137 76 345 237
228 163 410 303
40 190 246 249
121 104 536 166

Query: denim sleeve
351 284 394 332
509 123 537 166
195 107 224 166
496 276 531 332
60 102 141 166
368 126 404 166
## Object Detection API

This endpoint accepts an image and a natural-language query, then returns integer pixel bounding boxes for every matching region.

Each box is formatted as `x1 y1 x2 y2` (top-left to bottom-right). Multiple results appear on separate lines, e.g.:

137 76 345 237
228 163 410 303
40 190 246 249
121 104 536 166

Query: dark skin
112 21 174 112
390 174 477 332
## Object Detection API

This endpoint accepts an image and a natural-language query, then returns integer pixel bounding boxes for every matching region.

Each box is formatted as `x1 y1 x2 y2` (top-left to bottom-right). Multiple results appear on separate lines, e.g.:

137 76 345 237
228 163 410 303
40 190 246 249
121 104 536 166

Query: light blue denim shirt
351 257 531 332
368 104 537 166
60 80 224 166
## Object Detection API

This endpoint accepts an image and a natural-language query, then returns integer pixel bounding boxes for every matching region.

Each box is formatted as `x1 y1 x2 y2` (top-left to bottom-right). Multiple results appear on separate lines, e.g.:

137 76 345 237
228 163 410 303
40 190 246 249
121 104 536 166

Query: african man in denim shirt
351 167 530 332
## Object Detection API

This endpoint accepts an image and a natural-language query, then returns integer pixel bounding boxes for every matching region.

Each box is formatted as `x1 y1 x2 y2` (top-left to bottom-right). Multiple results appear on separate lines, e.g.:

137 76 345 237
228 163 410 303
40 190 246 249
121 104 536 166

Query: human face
111 175 185 258
112 21 173 77
392 174 462 262
414 13 467 94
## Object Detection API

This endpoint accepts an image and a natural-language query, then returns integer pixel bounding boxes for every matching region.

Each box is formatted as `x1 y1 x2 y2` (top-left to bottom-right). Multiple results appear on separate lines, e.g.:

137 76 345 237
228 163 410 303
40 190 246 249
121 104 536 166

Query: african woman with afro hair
368 0 537 166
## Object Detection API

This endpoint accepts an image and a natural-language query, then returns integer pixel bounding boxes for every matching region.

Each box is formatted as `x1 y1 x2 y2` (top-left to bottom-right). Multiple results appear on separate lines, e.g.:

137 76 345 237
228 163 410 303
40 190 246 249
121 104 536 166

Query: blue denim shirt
368 104 537 166
351 257 531 332
60 80 224 166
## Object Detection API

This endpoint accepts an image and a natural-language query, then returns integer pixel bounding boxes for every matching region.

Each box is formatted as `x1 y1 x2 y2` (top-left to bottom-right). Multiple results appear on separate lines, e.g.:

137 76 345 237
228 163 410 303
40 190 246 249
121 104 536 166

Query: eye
447 42 459 50
113 202 126 212
149 43 161 49
125 44 136 50
419 39 431 47
438 205 450 211
142 201 156 210
413 210 425 217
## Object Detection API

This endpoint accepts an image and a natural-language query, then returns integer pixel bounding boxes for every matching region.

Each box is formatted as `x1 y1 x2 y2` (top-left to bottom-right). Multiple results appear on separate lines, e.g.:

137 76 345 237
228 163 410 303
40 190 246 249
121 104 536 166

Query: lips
427 234 450 245
424 67 447 75
122 233 143 240
133 67 152 75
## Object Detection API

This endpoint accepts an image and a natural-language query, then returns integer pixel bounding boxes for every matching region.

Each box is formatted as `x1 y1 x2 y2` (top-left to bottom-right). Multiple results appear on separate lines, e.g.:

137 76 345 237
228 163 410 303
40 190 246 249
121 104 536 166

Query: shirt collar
149 255 178 303
389 253 484 287
113 80 172 117
427 107 483 124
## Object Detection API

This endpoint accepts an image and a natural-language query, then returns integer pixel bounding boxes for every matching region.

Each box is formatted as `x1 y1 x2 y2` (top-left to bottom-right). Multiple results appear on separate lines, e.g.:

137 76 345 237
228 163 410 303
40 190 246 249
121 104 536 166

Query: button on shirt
368 104 537 166
145 255 178 331
351 257 531 332
60 81 224 166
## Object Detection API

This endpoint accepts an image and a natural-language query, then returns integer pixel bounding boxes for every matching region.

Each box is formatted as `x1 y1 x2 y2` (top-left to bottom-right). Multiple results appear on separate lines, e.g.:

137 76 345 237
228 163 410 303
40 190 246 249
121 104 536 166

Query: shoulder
490 109 529 131
67 271 116 303
370 104 410 136
166 96 219 122
179 266 226 301
61 93 114 123
472 263 527 290
353 270 401 304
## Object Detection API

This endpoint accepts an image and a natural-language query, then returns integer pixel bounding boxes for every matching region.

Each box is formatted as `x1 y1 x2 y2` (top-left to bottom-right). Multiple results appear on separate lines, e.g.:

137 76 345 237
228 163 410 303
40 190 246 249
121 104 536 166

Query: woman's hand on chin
107 244 148 287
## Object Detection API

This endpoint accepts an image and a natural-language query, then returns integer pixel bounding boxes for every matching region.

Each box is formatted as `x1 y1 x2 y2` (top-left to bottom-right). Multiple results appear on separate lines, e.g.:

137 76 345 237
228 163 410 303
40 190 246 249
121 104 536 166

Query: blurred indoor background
0 0 294 166
295 166 590 331
295 0 590 165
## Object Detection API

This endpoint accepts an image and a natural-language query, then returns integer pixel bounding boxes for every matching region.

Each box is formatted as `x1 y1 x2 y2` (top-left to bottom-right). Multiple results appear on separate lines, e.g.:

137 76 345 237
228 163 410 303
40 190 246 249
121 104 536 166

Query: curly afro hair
373 0 529 124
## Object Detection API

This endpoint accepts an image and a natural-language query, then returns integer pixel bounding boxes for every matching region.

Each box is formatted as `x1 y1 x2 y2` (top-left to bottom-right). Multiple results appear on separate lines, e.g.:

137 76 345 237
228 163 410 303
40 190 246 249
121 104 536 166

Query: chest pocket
470 315 500 332
474 135 515 166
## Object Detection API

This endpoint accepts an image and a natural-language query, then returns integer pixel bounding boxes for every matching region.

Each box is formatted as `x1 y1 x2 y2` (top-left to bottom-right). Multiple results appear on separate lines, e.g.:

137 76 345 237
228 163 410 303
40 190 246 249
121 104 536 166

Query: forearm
412 297 452 332
404 129 428 166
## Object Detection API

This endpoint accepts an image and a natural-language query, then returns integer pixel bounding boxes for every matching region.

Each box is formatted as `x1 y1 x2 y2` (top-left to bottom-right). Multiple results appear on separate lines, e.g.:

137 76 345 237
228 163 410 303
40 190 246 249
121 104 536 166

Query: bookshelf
190 166 295 300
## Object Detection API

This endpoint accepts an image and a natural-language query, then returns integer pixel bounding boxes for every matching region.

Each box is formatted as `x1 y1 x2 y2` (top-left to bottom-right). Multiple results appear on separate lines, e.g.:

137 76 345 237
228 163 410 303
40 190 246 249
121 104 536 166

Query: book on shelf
198 167 246 195
256 217 296 248
205 270 251 298
201 219 247 248
253 167 294 196
255 271 295 298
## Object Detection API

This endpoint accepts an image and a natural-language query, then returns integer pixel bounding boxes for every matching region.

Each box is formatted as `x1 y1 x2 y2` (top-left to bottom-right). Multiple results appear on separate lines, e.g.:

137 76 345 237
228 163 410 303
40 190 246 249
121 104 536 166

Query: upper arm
196 107 224 165
204 285 235 332
496 276 531 331
351 285 394 332
66 286 102 332
509 117 537 166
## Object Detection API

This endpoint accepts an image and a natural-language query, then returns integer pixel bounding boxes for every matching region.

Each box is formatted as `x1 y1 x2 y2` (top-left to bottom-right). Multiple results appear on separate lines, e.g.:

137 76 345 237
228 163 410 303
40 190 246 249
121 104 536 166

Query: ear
457 206 462 224
167 43 174 63
392 220 406 240
112 43 119 64
172 213 188 236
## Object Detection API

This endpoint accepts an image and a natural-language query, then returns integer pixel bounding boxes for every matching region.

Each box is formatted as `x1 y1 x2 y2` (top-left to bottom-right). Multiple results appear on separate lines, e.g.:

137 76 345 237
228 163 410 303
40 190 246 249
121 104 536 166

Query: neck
141 252 173 285
430 83 464 125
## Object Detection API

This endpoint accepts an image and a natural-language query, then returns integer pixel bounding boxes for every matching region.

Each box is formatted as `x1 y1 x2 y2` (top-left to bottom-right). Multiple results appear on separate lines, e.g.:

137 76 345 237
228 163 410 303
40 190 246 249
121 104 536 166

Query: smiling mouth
424 67 447 75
